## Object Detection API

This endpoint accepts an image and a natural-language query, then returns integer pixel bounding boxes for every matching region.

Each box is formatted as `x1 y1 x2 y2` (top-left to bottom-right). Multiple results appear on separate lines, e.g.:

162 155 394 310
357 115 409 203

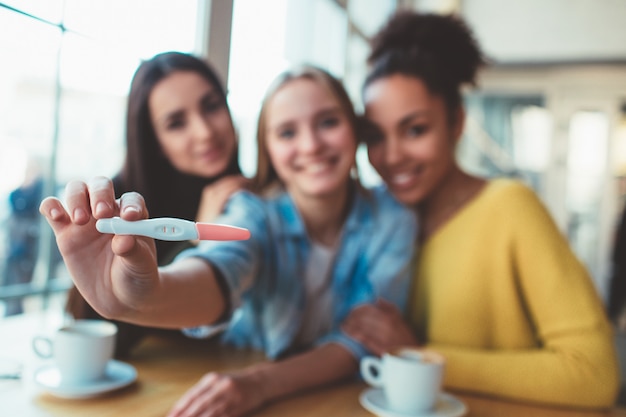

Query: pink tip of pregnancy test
195 223 251 241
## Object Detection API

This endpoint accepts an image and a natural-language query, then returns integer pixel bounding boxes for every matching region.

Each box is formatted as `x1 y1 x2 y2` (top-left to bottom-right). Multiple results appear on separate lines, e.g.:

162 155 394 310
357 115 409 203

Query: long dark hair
364 11 486 125
119 51 241 260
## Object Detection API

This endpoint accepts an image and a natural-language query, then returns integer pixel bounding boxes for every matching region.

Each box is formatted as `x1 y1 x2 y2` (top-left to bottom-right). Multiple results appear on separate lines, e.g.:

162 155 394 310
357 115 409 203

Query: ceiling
409 0 626 65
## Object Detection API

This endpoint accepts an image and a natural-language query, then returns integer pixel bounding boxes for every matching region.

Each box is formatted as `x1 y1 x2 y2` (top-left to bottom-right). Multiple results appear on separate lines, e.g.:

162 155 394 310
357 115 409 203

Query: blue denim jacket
178 185 416 359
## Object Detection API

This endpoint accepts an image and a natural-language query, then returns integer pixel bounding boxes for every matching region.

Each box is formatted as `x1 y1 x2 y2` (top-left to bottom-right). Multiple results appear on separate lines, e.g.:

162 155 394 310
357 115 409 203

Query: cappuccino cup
361 347 445 414
32 319 117 385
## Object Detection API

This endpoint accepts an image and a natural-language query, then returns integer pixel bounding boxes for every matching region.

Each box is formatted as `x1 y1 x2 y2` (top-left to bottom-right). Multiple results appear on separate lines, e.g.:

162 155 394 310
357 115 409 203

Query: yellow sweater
411 179 619 408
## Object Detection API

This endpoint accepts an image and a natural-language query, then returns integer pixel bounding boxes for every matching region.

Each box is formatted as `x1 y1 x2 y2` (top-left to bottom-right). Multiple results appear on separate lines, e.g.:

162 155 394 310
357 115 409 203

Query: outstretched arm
40 176 226 328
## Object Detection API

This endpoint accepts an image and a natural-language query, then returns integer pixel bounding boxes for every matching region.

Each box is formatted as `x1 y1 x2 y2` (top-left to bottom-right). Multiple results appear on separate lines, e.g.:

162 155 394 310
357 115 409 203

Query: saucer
359 388 467 417
34 359 137 399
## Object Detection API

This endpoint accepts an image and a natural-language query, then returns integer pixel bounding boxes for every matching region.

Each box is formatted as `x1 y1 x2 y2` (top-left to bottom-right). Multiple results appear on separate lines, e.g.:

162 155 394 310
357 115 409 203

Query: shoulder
480 178 558 234
481 178 543 213
366 184 413 215
220 191 268 230
486 178 535 199
372 185 416 228
225 189 264 207
223 190 303 239
357 184 417 237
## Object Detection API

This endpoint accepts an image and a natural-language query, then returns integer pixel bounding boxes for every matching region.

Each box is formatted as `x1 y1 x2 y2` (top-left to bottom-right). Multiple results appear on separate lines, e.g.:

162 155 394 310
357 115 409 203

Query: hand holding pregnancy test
39 178 239 329
96 217 250 241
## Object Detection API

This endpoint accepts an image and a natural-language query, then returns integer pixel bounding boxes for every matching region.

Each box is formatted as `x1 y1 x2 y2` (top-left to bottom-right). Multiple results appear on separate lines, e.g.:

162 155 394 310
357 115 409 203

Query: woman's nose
384 139 403 166
298 128 322 153
191 115 214 142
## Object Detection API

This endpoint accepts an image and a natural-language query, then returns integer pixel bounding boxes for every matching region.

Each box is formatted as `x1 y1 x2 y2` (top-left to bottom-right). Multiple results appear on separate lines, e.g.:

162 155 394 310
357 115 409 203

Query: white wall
461 0 626 63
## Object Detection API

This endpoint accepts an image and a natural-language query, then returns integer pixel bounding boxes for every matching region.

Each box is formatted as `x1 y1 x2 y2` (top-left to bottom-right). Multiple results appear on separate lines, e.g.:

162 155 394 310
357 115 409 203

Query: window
0 1 201 317
462 94 549 193
566 110 609 279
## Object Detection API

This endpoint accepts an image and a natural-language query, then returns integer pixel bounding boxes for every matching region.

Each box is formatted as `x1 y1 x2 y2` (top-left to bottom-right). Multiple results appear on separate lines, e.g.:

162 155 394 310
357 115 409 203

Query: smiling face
364 74 462 206
149 70 237 178
263 77 357 202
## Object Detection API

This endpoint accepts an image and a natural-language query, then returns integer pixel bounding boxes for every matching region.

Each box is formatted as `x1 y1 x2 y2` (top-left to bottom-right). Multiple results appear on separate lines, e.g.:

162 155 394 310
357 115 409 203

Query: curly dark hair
364 11 487 122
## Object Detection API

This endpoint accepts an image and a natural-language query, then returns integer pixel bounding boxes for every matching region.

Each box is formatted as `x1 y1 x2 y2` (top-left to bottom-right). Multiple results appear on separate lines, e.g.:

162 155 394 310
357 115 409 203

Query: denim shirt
178 185 417 360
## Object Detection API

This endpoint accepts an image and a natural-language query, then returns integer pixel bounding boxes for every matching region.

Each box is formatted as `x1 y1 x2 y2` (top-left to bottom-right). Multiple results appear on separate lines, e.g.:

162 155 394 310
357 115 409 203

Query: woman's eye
318 116 340 129
202 97 224 113
166 119 185 130
407 124 427 137
277 128 295 140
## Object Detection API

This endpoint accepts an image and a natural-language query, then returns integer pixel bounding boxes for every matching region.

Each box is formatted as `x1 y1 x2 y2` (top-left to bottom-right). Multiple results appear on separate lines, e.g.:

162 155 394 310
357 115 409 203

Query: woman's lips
387 166 423 190
197 147 225 163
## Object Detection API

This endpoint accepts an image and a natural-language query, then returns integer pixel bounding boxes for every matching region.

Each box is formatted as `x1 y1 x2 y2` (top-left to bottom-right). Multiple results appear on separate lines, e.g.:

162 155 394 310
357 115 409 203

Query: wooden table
1 311 625 417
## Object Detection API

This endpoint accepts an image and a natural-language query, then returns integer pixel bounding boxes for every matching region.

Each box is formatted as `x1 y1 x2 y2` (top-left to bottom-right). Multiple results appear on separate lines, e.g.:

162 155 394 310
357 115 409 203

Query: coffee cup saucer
359 388 467 417
34 359 137 399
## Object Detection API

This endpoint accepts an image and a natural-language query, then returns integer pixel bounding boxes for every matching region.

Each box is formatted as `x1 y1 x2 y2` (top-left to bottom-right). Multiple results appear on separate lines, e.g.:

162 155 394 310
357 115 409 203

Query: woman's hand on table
167 369 268 417
39 176 159 320
342 299 420 355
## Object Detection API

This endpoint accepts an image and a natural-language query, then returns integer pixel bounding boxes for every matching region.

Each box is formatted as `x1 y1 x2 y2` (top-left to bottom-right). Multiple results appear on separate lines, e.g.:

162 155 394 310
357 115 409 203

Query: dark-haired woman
343 11 619 408
65 51 245 357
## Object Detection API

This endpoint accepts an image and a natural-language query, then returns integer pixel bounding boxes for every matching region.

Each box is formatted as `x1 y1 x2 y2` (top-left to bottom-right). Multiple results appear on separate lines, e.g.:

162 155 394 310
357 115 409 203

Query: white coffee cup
32 319 118 385
361 348 445 414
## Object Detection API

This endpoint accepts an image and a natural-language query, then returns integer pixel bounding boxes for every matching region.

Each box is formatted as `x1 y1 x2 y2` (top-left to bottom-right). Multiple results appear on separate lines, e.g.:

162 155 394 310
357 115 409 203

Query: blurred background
1 0 625 321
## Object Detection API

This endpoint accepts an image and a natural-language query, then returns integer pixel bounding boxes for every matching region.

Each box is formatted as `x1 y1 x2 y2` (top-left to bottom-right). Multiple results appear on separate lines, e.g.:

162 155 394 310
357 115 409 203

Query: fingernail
95 202 109 217
50 208 61 220
73 208 86 222
122 205 140 214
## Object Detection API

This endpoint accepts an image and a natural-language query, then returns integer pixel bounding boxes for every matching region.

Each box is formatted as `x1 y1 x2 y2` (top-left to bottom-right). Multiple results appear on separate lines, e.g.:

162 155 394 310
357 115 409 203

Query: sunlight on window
228 0 289 177
228 0 355 178
567 110 608 208
511 105 552 172
612 111 626 177
565 110 609 281
0 146 28 196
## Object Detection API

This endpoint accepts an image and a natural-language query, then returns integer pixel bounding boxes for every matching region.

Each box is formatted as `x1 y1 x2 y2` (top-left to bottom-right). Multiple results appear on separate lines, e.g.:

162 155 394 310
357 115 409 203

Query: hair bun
369 11 486 86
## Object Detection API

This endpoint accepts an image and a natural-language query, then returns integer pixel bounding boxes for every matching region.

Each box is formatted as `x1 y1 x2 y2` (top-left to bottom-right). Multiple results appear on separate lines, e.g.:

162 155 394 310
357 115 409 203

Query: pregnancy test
95 217 250 241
